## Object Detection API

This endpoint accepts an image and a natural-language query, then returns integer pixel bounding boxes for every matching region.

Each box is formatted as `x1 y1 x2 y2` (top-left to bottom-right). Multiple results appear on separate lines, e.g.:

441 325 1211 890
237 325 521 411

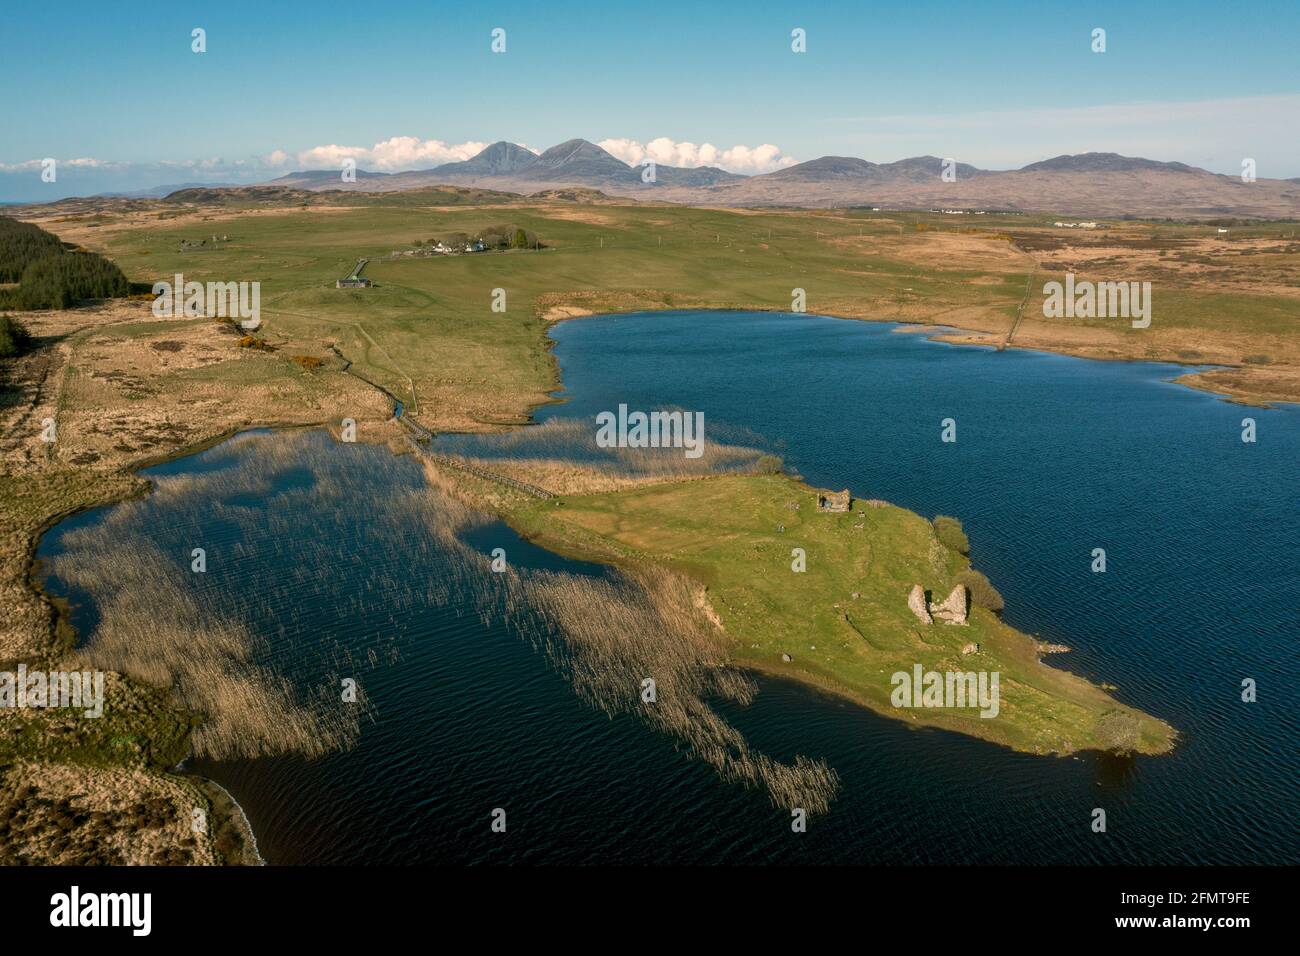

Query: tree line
414 223 542 251
0 216 131 312
0 216 67 281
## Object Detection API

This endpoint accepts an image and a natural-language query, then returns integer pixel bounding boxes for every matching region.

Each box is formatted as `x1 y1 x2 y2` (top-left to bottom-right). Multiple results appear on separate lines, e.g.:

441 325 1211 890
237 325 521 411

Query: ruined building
816 489 852 513
906 584 970 626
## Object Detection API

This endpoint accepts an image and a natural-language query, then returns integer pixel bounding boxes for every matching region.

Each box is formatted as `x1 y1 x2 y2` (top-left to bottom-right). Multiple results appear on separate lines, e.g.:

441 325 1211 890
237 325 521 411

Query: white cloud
0 157 122 172
291 136 791 174
0 138 523 192
295 137 488 171
599 137 797 174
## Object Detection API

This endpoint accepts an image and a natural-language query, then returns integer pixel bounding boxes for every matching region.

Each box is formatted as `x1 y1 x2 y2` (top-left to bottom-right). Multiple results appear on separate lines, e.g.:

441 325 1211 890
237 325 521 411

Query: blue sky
2 0 1298 198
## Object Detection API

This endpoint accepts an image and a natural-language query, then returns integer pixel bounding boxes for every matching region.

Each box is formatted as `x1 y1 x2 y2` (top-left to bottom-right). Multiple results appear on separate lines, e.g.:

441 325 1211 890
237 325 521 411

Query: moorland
2 182 1297 861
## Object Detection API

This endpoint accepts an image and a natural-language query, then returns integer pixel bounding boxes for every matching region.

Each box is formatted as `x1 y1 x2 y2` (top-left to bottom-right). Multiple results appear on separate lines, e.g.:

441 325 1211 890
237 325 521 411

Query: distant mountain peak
1020 152 1198 174
766 156 880 181
763 155 986 183
513 139 634 184
434 141 539 176
532 138 623 168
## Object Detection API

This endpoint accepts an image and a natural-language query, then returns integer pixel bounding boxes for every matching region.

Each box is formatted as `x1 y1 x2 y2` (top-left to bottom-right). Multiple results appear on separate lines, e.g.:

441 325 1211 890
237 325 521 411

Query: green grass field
70 196 1299 430
82 201 1031 427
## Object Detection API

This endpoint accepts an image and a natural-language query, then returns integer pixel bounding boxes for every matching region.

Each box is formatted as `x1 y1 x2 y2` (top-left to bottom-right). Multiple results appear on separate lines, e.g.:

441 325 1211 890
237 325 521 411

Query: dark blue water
37 312 1299 864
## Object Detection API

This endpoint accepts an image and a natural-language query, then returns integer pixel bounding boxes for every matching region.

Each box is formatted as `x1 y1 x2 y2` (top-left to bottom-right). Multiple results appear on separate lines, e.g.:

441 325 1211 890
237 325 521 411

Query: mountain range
256 139 1300 218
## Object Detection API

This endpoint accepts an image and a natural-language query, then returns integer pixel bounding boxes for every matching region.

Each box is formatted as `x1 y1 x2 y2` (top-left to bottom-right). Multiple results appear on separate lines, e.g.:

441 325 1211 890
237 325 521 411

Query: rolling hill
251 141 1300 218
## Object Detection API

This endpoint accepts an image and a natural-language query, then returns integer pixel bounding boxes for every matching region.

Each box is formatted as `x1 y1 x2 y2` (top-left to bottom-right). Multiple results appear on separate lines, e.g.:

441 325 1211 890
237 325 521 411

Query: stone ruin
933 584 969 625
907 584 932 625
817 489 852 513
906 584 969 626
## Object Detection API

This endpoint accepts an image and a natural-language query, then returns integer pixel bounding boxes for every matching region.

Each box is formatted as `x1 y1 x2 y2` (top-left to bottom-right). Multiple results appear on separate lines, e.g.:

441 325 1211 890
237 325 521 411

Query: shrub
751 454 785 475
1095 710 1141 753
956 568 1004 612
0 315 33 358
933 515 969 554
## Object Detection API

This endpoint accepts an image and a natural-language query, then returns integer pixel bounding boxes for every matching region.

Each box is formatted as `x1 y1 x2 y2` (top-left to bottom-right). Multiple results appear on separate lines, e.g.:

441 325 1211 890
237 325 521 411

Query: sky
2 0 1298 199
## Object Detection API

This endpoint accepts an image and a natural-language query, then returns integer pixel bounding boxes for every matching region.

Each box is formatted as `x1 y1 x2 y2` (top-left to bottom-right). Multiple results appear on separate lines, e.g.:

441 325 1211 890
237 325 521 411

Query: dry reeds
44 431 401 761
53 536 358 760
413 474 840 814
47 425 839 811
506 566 840 813
434 415 777 496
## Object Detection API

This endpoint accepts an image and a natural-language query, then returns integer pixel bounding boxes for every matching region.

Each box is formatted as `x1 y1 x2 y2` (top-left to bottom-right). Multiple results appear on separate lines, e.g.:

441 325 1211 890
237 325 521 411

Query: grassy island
425 461 1175 757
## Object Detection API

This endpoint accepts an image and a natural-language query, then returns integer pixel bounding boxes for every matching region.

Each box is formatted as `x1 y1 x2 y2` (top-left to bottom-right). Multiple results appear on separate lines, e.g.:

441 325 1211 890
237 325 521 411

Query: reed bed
49 425 838 810
52 537 358 760
413 467 840 814
45 431 408 761
435 414 778 496
505 567 840 813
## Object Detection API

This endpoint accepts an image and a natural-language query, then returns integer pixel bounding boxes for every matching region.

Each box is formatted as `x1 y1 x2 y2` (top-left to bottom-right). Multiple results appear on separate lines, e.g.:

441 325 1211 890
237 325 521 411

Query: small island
422 458 1176 758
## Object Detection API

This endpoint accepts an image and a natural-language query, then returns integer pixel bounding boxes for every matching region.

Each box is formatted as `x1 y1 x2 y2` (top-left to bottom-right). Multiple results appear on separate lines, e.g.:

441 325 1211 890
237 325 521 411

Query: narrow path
326 344 551 500
270 304 418 416
999 265 1037 351
352 321 418 416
